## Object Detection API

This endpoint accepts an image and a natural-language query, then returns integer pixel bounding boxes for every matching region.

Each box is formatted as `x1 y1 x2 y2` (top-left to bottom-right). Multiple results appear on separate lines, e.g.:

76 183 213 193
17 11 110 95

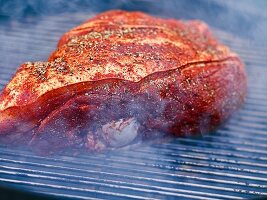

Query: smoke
0 0 264 155
0 0 266 76
0 0 266 44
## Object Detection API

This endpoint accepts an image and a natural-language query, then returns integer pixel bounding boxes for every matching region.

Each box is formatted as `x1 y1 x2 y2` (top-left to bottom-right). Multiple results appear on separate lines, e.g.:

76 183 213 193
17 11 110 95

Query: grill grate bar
161 139 267 156
247 94 267 102
0 158 264 199
0 167 242 200
227 122 267 132
243 104 267 112
157 137 267 153
239 109 267 118
212 131 267 143
0 163 264 193
0 178 160 200
1 150 267 189
2 150 267 182
247 96 267 106
2 139 267 167
142 145 267 164
45 192 107 200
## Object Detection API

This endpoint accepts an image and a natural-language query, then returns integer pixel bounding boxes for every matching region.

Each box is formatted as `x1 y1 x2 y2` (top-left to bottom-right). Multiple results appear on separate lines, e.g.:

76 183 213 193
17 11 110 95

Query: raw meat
0 10 247 153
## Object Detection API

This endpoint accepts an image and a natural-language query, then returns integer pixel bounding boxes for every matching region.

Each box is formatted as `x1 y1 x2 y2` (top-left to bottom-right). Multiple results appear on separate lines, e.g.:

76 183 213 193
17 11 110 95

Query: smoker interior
0 1 267 200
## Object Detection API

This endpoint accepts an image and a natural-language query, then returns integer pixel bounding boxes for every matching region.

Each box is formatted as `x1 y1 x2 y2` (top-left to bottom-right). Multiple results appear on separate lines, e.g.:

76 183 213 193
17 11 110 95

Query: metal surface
0 5 267 200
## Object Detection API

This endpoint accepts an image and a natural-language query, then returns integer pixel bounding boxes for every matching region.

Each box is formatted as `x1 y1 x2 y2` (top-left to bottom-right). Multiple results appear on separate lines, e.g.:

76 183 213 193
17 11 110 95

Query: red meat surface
0 10 247 153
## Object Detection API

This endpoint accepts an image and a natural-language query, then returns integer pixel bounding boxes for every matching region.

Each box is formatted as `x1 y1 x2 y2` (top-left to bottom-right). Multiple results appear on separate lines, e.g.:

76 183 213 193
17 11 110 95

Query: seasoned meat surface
0 10 247 153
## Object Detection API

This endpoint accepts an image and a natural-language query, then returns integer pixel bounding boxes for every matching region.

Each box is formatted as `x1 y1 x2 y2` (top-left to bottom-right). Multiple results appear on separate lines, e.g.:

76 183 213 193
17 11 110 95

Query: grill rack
0 12 267 200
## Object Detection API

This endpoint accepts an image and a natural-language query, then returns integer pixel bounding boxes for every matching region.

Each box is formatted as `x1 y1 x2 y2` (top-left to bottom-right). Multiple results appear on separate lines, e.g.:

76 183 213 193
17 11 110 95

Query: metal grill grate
0 12 267 200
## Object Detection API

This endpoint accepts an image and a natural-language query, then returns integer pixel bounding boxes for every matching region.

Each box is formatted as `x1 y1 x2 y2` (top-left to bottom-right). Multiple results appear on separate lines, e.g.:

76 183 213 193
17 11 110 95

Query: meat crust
0 10 247 153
